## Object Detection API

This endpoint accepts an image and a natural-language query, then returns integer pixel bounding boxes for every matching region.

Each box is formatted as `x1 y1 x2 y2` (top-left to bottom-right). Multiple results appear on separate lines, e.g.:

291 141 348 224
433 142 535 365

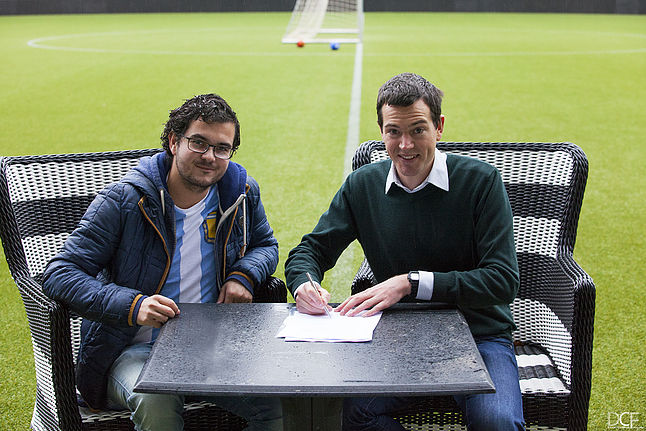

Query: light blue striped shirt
132 186 219 344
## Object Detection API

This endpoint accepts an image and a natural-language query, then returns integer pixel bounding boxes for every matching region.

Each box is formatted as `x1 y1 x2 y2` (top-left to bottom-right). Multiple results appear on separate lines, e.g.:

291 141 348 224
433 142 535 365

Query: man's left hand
217 279 253 303
335 274 409 317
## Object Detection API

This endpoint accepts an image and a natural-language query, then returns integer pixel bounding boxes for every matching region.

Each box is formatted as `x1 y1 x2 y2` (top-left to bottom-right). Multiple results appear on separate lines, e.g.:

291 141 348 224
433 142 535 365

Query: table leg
281 397 342 431
282 398 311 431
312 397 343 431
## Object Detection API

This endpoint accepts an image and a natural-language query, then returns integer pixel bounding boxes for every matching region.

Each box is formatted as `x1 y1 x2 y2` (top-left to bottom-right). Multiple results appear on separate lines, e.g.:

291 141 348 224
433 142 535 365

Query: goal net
282 0 363 44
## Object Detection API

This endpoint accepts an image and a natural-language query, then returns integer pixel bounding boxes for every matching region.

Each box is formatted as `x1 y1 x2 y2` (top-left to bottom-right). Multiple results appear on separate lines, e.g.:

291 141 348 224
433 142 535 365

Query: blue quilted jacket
43 151 278 409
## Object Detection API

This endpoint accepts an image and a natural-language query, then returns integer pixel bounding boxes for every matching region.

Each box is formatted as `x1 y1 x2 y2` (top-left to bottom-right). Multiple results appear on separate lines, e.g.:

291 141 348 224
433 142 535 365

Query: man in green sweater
285 73 525 430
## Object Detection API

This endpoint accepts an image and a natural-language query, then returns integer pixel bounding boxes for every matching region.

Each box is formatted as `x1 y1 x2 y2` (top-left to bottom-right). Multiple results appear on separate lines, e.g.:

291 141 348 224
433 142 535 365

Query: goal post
282 0 364 44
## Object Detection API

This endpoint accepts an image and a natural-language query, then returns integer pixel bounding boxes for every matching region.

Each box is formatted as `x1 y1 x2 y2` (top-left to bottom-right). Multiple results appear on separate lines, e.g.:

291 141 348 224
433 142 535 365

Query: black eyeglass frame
178 133 236 160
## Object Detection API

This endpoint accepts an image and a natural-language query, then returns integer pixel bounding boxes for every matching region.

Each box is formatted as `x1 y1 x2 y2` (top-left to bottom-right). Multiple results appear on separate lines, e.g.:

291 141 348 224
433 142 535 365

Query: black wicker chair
351 141 595 431
0 149 287 431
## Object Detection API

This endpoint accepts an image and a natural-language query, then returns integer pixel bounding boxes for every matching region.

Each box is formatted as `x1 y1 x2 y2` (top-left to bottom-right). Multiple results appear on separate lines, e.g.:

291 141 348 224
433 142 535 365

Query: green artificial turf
1 11 644 430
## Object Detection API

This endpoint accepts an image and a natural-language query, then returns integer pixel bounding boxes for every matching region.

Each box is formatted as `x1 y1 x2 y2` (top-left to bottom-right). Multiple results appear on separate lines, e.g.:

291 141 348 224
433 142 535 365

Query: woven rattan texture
350 141 594 431
0 149 285 431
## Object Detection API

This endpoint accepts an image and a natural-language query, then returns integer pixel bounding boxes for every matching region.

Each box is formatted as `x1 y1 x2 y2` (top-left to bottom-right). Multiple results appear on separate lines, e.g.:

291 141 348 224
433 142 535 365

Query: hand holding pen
307 272 332 318
294 272 332 316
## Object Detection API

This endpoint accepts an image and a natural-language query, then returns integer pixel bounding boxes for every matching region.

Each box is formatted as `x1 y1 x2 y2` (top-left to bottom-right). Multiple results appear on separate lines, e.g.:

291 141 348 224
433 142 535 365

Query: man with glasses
43 94 282 430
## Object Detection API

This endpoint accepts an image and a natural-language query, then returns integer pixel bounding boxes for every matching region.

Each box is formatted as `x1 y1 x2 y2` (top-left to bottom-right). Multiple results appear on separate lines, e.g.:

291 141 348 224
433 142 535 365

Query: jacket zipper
138 197 171 294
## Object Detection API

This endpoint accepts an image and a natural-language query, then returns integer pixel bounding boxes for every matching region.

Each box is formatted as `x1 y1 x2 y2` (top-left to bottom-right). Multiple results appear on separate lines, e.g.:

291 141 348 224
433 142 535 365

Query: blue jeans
342 337 525 431
106 343 283 431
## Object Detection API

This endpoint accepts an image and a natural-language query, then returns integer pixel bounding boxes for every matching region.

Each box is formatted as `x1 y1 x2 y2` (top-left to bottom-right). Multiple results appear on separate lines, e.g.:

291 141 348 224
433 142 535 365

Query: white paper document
276 308 382 342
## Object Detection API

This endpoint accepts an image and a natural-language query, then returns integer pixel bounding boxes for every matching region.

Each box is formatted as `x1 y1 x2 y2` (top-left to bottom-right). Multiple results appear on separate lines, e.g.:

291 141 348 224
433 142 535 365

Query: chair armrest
15 275 82 431
516 252 594 375
560 254 595 430
252 276 287 303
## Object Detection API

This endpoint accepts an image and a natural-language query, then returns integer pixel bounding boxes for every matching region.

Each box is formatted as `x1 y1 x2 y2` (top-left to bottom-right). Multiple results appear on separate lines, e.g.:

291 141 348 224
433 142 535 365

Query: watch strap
407 271 419 299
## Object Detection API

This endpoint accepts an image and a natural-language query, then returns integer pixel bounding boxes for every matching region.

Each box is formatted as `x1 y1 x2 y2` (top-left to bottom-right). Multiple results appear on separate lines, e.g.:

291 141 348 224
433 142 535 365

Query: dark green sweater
285 155 519 340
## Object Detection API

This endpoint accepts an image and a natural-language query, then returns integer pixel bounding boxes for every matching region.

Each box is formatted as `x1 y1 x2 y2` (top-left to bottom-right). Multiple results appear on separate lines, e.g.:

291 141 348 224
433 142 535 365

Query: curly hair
376 73 444 129
160 93 240 156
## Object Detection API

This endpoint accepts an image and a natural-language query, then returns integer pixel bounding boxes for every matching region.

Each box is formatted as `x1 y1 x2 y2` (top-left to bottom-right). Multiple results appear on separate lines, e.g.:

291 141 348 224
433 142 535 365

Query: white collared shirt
385 148 449 194
385 148 450 301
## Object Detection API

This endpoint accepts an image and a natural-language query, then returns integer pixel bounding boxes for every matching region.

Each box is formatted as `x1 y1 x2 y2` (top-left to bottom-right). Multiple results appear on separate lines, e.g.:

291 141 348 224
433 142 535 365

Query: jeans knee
245 399 283 430
127 392 184 431
343 398 368 426
342 398 377 430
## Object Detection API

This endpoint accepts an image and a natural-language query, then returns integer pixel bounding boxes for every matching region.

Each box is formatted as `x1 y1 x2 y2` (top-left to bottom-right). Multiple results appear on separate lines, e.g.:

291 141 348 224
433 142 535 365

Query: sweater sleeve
285 178 358 295
42 184 145 327
431 168 519 307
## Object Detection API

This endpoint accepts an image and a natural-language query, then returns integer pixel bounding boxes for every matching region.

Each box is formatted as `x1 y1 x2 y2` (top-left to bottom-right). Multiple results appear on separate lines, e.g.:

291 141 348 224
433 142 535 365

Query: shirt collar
385 148 449 194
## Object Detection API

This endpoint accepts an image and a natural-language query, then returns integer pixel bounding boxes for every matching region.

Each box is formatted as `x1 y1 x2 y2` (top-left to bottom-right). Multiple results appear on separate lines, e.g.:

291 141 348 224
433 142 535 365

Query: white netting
282 0 363 43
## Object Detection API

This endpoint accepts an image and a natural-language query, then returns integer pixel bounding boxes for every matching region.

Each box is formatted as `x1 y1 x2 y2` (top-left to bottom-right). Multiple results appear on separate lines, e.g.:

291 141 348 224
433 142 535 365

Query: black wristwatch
407 271 420 299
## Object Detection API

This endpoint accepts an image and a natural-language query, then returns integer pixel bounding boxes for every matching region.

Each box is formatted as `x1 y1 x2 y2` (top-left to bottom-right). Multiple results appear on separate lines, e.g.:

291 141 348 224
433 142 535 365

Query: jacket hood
123 151 248 209
122 151 169 199
216 158 248 209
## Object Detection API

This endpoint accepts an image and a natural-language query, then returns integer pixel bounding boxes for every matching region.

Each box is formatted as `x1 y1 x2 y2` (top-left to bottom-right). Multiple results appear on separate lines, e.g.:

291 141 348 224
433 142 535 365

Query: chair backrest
352 141 589 385
0 149 160 364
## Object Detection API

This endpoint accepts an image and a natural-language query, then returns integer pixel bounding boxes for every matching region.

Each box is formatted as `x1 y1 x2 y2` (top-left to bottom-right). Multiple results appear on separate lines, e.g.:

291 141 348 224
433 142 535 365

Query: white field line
328 42 363 301
26 31 646 57
344 42 363 178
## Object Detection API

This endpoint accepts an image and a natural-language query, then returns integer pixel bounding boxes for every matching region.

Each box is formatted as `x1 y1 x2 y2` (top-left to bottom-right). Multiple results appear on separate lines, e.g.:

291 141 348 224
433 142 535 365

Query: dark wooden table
134 302 493 430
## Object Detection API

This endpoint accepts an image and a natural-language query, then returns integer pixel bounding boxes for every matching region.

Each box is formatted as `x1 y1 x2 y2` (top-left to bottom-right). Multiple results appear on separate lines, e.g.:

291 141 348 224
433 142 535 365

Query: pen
306 272 332 318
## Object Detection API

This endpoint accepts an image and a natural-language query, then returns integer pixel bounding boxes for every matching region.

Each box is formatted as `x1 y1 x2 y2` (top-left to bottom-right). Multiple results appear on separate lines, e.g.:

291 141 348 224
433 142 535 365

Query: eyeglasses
179 134 235 160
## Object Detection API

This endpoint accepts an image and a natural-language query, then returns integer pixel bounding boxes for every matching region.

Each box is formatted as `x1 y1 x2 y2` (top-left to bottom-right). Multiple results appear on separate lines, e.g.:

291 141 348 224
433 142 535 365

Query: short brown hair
377 73 444 129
